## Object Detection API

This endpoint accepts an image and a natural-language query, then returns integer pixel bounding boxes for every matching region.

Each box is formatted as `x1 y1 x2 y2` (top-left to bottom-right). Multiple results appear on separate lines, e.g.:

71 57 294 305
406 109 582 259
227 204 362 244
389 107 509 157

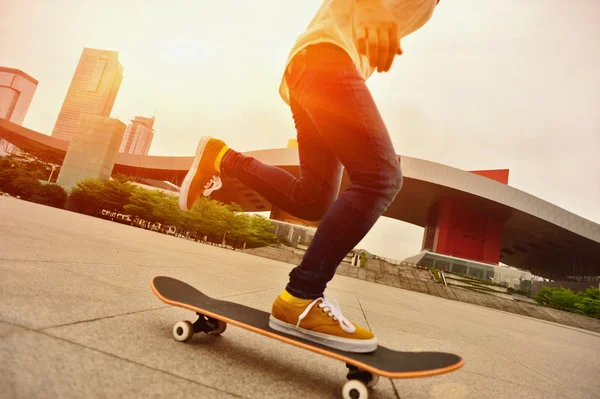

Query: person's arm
354 0 400 72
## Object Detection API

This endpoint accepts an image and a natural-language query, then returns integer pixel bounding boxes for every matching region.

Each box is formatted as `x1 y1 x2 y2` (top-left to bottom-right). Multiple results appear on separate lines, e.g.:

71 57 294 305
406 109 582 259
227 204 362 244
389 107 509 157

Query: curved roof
1 118 598 278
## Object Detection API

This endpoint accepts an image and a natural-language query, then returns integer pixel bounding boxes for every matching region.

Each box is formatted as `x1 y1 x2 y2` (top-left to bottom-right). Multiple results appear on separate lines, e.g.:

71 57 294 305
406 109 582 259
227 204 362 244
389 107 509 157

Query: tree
65 176 279 249
70 178 135 215
36 184 67 207
245 215 278 248
0 167 42 199
124 188 162 222
0 157 13 171
535 286 600 318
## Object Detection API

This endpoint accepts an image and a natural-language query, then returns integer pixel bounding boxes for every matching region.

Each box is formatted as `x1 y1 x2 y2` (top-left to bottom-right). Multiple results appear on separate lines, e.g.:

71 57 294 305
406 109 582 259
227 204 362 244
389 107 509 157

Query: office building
52 48 123 141
0 66 38 125
119 116 155 155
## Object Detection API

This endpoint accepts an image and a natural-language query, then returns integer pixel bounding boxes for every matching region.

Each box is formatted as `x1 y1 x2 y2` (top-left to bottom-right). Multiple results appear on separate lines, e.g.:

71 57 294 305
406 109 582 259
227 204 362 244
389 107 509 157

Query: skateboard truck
345 364 379 398
341 365 378 399
172 312 228 342
346 364 376 385
192 313 220 333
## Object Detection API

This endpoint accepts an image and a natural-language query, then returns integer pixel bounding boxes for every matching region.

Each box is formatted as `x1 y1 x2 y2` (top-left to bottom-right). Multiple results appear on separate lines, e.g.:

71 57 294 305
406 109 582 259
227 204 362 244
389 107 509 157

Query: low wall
244 246 600 333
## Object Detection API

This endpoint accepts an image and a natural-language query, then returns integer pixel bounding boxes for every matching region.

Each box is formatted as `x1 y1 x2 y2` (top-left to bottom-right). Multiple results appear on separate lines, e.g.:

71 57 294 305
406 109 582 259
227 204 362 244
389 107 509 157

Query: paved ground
1 197 599 399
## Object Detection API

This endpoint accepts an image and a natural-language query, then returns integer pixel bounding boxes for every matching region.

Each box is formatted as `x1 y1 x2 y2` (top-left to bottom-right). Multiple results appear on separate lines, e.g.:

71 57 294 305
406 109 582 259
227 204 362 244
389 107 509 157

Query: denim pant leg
285 44 403 299
220 59 343 222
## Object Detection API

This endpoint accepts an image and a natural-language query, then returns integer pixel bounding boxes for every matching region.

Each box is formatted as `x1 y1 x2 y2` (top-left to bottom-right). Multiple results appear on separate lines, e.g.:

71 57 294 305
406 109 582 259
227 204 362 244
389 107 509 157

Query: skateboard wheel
173 321 194 342
342 380 368 399
367 375 379 388
208 321 227 335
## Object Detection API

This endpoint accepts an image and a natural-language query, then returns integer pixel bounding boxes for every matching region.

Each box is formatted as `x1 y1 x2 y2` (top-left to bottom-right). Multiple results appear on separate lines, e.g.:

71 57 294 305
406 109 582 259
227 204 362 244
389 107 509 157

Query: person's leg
267 43 401 352
283 44 403 299
220 102 343 222
177 77 343 220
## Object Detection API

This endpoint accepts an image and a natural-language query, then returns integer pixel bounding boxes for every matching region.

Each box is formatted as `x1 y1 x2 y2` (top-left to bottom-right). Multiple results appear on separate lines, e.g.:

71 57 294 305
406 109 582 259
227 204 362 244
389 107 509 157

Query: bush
36 184 68 207
534 286 600 318
360 252 367 268
0 169 42 199
429 267 442 282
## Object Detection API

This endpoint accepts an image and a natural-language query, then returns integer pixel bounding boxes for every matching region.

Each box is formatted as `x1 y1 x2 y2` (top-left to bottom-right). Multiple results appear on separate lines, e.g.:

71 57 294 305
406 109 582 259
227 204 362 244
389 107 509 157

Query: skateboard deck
151 276 463 398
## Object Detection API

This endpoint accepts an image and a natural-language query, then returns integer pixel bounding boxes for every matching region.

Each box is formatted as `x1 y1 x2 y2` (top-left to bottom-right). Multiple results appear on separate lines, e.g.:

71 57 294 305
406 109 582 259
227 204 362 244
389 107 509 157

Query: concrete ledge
244 246 600 333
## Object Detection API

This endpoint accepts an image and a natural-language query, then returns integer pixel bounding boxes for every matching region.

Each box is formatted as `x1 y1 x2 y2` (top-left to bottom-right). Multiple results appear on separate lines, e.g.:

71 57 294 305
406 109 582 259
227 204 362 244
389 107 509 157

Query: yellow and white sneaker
269 290 377 353
179 136 229 211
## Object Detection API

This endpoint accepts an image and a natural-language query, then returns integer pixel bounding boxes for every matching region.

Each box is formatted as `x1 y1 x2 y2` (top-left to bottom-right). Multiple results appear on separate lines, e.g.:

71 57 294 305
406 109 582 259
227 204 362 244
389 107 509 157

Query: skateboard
151 276 464 399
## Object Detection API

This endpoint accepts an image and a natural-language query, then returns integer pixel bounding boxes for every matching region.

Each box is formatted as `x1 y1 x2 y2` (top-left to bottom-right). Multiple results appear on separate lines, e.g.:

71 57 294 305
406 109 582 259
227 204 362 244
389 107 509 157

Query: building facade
0 67 38 125
119 116 155 155
51 48 123 141
1 120 599 281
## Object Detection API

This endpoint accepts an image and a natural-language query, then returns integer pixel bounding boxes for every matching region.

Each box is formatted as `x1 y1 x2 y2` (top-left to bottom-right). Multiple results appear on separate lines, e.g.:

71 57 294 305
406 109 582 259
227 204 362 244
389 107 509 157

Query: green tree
70 178 135 215
152 192 181 226
65 176 279 249
244 215 278 248
535 286 600 318
36 184 68 207
124 188 164 222
0 168 42 199
0 157 13 171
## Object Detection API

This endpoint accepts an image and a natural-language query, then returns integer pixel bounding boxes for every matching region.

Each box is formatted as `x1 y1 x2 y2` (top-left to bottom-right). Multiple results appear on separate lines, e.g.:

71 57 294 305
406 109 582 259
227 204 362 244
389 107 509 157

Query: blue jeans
222 43 403 299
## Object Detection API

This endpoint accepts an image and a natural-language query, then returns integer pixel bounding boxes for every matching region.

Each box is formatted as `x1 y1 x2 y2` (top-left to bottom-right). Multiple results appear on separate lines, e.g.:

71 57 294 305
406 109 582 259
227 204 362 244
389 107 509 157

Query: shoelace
202 175 222 196
297 296 356 333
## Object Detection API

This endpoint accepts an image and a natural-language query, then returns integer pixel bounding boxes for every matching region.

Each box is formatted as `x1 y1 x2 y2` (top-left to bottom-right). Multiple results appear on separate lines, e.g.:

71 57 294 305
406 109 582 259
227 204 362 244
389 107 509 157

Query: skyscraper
51 48 123 141
119 116 155 155
0 66 38 126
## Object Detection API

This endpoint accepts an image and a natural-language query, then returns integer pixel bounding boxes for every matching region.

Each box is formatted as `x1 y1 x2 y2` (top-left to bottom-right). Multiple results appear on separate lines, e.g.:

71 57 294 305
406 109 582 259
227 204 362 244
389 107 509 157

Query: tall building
52 48 123 141
0 66 38 125
119 116 155 155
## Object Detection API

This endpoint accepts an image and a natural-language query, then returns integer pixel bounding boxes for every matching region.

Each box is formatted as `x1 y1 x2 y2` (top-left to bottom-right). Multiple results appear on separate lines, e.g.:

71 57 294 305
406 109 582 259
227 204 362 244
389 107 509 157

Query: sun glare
159 39 206 65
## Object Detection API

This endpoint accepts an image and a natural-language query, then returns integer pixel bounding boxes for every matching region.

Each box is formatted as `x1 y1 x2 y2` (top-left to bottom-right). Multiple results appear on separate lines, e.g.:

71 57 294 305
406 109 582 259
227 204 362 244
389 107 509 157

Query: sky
2 0 599 261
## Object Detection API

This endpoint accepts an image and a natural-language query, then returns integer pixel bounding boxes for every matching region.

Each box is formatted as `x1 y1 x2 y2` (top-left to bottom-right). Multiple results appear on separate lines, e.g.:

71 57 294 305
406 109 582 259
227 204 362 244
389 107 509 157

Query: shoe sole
179 136 210 211
268 316 378 353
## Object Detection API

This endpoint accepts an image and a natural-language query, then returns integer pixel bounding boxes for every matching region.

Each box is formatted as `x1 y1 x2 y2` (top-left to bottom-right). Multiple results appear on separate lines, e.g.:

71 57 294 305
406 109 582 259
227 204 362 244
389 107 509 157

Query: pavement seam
0 319 29 338
40 306 170 331
33 329 246 398
390 378 402 399
356 293 402 399
354 292 373 331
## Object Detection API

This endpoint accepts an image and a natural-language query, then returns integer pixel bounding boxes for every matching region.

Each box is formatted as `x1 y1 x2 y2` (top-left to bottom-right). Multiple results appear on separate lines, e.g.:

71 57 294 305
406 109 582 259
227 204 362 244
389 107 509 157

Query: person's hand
354 0 401 72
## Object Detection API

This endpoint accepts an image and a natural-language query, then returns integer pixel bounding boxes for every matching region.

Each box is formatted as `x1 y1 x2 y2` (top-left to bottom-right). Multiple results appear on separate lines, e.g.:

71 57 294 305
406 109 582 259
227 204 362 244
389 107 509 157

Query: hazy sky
2 0 599 260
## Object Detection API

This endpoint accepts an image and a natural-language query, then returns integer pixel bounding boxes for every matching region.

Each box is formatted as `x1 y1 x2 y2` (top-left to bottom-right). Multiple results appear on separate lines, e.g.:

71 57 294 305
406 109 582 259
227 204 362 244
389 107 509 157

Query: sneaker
179 136 229 211
269 291 378 353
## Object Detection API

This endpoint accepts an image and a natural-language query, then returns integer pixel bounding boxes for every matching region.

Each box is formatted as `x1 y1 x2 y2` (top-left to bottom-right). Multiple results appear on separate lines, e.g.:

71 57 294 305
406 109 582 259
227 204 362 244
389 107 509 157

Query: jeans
222 43 403 299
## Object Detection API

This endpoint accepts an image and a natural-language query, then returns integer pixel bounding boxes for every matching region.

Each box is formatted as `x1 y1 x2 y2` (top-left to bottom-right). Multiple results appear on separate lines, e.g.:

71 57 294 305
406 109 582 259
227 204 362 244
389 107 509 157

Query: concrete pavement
1 196 599 398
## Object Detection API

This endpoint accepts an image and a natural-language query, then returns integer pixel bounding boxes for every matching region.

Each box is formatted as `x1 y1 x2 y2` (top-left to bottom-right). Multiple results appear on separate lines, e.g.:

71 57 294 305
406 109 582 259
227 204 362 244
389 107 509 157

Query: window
434 260 450 271
87 59 107 92
452 263 467 275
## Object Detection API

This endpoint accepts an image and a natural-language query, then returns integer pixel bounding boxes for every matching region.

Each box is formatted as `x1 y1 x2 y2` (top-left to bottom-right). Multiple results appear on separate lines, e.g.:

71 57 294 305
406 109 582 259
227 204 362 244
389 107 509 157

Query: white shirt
279 0 439 104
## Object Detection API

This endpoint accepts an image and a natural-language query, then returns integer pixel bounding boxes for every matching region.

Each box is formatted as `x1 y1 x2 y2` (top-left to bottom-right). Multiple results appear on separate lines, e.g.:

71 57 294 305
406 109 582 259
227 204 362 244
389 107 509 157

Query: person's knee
296 195 333 221
379 161 403 203
389 162 404 195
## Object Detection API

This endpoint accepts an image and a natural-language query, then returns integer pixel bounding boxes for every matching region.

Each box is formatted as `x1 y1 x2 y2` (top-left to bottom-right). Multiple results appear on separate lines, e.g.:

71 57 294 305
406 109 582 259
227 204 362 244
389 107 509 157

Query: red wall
421 203 438 251
422 198 503 264
469 169 509 184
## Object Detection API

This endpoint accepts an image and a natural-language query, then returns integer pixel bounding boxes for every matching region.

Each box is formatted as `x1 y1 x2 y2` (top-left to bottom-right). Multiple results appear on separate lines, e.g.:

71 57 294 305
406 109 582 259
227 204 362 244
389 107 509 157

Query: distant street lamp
48 164 58 182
